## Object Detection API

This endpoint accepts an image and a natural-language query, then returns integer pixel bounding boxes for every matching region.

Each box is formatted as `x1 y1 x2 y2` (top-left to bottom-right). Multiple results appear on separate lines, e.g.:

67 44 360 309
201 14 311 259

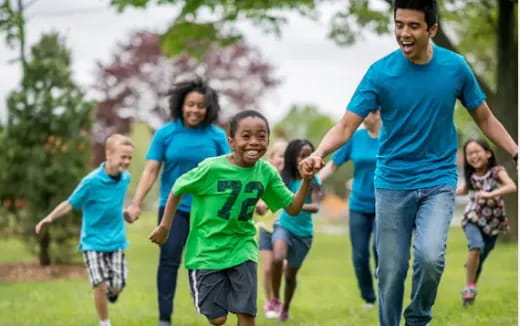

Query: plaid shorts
82 250 128 289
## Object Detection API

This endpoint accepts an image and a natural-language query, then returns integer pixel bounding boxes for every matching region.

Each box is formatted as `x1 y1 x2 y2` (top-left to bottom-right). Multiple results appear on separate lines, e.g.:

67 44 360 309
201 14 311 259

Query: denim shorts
463 222 498 252
272 224 312 269
258 227 273 251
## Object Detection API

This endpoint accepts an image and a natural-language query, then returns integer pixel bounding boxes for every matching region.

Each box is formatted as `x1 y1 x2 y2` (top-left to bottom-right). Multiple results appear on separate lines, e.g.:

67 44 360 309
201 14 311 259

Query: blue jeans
349 210 378 304
157 207 190 323
375 184 455 326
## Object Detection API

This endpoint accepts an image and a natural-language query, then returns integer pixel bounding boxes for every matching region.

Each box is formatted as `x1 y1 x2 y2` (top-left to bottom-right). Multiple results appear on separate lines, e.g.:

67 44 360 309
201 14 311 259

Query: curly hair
168 76 220 126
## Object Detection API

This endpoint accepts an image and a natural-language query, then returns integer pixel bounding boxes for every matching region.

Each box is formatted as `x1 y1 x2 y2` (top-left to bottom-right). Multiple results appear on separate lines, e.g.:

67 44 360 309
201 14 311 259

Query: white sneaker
362 302 375 309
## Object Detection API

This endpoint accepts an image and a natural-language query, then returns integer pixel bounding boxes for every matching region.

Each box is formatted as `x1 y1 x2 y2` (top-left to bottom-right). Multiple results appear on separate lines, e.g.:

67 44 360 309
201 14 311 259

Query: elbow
286 207 298 216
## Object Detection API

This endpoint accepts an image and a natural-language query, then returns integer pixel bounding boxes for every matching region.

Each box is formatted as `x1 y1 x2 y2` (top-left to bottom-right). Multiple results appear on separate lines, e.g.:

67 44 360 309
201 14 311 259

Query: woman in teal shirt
319 110 380 307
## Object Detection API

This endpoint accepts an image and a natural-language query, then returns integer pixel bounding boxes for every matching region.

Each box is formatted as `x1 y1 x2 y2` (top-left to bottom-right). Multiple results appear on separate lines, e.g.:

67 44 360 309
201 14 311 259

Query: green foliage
0 32 94 265
110 0 316 58
0 0 22 49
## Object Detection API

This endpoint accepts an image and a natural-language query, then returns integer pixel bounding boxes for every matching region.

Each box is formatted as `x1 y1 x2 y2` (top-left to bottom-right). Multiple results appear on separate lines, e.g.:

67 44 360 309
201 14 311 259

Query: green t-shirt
173 155 294 270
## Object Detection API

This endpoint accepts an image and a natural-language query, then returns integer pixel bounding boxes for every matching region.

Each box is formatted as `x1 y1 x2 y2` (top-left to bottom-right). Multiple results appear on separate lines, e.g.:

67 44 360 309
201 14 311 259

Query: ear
428 23 438 38
227 136 235 151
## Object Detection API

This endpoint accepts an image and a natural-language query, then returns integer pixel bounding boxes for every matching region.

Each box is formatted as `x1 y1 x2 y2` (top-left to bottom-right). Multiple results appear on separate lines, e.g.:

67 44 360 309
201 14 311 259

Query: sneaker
106 288 119 304
264 298 281 319
279 310 289 322
461 286 477 306
362 302 375 309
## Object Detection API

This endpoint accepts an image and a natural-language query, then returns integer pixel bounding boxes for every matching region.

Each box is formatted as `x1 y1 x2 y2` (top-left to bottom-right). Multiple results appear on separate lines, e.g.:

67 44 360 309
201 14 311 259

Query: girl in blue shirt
319 110 380 308
271 139 321 321
126 77 229 326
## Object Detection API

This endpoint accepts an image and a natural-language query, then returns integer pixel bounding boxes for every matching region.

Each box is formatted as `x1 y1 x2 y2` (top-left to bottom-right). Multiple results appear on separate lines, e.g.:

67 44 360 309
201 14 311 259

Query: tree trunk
39 230 51 266
495 0 518 241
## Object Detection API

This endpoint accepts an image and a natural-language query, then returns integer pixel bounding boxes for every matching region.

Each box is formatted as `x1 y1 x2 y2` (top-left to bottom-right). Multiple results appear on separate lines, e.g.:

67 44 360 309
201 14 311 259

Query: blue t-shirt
146 119 230 211
347 45 485 190
332 128 378 213
67 163 130 252
277 176 321 238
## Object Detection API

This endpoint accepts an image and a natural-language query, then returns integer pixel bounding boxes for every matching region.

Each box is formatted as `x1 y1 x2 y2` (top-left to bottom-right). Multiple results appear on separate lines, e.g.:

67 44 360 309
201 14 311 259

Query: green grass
0 215 517 325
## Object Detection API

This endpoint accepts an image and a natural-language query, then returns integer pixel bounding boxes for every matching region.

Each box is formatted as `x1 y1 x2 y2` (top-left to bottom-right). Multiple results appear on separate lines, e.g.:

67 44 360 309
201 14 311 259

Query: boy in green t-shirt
149 110 315 326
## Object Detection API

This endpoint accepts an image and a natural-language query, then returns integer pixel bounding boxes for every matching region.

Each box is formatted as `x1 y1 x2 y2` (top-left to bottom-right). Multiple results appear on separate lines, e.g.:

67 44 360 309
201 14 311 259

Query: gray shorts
272 224 312 269
188 260 257 319
82 250 128 289
258 227 273 251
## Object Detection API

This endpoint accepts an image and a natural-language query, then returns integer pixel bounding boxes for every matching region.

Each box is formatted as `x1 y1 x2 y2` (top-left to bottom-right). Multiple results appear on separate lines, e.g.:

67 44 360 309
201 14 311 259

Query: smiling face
182 91 207 128
394 8 437 64
228 116 269 168
105 143 134 175
465 141 492 172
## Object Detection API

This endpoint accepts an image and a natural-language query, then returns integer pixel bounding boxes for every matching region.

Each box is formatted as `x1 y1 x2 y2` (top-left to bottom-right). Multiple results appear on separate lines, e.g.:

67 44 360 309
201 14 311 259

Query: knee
272 252 285 264
416 247 445 271
263 264 273 275
208 316 227 326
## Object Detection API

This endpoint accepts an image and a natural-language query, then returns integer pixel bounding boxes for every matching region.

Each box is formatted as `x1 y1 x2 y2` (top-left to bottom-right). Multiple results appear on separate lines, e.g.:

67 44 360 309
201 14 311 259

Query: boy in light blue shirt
36 134 134 326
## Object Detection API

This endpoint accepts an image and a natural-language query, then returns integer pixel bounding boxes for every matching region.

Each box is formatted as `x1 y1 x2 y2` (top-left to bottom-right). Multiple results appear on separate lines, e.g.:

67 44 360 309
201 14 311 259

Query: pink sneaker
279 310 289 322
264 298 281 319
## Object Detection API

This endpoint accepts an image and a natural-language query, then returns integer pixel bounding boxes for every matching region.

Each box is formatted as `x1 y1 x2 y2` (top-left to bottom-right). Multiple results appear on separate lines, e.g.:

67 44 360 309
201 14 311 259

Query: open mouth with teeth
401 40 415 55
245 150 261 160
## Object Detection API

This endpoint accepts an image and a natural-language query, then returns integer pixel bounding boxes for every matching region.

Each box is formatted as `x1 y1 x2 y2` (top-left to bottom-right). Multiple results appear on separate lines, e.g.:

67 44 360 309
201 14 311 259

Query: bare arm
126 160 161 221
493 169 517 196
148 192 183 246
35 201 73 234
314 111 364 158
317 161 339 182
303 111 364 172
301 186 321 213
469 102 518 157
456 183 468 196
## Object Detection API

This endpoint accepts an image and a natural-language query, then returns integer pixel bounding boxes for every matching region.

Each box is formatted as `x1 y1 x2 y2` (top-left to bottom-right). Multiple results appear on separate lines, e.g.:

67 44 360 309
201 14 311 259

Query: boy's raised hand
35 216 52 234
149 225 170 246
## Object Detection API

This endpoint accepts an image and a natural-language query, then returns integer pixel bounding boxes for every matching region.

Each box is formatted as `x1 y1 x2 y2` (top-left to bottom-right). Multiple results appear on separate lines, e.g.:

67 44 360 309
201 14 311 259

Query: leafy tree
92 31 280 164
0 33 94 265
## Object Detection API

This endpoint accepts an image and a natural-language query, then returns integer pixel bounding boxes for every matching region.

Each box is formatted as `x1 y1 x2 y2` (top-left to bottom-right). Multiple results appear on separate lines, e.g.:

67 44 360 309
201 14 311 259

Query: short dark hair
228 110 270 138
462 138 497 190
168 76 220 126
281 139 315 186
394 0 439 29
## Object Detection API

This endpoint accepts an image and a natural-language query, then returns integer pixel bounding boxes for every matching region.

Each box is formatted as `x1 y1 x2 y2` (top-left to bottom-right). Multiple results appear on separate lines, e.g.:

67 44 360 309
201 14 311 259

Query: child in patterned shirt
456 138 517 305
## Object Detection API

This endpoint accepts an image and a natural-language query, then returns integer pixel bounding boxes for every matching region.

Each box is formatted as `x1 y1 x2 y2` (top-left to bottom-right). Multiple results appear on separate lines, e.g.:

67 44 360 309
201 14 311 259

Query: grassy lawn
0 215 517 326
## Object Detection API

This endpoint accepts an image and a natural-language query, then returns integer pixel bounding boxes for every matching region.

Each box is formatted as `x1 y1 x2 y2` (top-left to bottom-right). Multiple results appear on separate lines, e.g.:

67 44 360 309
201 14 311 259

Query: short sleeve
172 159 212 196
67 178 90 210
331 139 353 166
261 167 293 212
145 127 167 162
347 65 379 118
458 58 486 111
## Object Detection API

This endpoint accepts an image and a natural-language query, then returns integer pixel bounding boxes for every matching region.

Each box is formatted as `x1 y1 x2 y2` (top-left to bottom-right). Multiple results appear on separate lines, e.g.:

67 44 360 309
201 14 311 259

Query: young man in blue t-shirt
35 134 135 326
303 1 518 326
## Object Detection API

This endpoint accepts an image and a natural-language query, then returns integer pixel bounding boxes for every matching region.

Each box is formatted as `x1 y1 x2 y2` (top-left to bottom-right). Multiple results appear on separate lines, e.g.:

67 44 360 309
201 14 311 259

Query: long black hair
281 139 314 187
394 0 439 29
168 76 220 126
462 138 497 190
